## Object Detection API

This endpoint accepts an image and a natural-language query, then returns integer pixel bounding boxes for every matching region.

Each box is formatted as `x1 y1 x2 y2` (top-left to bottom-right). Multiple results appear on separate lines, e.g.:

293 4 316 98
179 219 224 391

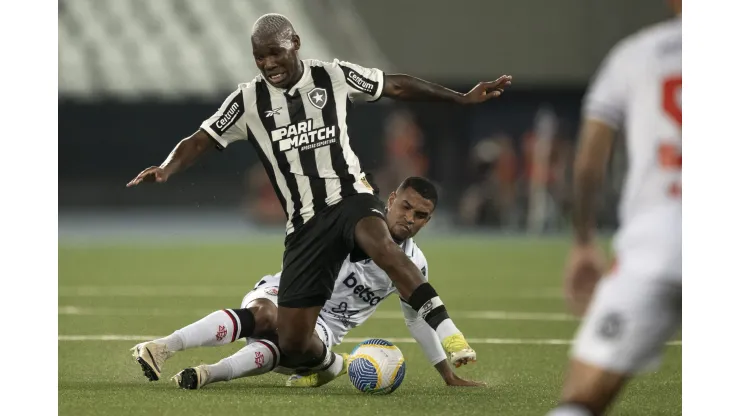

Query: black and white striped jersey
200 59 384 235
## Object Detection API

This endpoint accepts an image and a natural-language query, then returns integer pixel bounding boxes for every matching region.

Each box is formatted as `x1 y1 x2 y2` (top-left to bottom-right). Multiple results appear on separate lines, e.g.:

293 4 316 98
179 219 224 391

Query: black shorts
278 193 386 308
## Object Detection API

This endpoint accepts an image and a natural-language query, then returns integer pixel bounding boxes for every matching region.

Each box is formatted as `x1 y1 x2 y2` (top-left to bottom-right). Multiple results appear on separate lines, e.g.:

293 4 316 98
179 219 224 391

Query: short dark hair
398 177 438 209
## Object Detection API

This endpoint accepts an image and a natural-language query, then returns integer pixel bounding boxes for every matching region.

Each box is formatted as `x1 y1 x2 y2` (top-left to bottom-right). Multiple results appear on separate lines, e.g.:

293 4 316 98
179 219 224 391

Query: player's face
251 34 301 89
386 188 434 241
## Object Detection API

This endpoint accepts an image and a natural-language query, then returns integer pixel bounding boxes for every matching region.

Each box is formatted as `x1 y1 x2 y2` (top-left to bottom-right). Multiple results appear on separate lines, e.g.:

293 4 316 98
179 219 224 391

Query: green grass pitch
58 237 681 415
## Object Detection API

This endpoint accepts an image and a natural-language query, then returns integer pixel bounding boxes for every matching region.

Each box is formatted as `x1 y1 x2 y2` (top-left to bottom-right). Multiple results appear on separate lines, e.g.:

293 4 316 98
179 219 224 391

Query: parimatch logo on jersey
271 119 337 152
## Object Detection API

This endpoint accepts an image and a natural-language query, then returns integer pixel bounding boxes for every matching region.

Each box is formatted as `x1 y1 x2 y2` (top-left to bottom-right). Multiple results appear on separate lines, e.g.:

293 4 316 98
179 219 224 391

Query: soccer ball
347 338 406 394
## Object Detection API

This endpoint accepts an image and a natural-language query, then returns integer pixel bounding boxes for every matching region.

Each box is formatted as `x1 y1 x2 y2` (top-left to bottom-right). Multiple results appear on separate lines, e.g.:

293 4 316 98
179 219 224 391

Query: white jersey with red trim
583 16 682 278
320 238 427 343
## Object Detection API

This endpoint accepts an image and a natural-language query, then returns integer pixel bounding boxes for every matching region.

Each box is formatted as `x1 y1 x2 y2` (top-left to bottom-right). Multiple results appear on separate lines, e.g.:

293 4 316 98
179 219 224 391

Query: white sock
545 404 594 416
206 340 280 382
319 352 345 377
154 310 241 351
435 319 461 341
151 333 184 352
309 345 344 378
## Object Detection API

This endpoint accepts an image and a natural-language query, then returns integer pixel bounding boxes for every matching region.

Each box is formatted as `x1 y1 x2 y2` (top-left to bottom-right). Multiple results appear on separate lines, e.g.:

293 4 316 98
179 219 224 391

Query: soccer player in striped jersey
132 177 484 389
128 13 511 386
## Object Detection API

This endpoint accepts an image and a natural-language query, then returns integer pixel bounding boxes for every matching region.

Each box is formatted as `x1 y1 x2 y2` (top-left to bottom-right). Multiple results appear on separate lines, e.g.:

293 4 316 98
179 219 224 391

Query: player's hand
564 243 606 317
458 75 513 104
126 166 170 187
444 373 487 387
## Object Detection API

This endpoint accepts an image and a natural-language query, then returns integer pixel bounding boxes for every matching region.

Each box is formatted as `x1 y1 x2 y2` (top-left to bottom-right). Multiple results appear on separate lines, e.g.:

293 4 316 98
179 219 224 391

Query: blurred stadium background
58 2 680 415
58 0 673 239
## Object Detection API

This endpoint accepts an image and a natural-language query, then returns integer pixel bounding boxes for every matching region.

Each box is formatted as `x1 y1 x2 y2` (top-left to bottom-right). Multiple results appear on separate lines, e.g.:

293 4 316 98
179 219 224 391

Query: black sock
278 343 333 374
229 308 256 339
407 283 450 330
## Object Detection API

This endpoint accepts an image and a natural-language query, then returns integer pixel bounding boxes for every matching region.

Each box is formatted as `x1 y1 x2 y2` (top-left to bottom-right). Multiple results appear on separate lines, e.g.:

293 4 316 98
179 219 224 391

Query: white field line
58 306 577 321
56 334 681 346
58 286 564 299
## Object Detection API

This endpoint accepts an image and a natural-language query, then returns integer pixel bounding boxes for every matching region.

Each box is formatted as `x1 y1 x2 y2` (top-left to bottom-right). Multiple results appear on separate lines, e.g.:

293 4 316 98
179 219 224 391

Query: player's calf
130 307 261 381
277 305 346 382
173 340 281 389
276 310 323 359
547 359 627 416
248 299 279 337
152 308 258 352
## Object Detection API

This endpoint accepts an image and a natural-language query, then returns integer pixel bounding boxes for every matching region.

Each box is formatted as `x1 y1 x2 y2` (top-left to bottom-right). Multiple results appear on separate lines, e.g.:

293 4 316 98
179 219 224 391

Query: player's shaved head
252 13 296 46
250 13 303 89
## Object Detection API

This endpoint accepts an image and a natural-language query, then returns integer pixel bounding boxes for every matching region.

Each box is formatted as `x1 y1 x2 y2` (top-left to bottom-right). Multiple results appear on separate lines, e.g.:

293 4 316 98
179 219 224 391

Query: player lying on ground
132 177 484 389
547 2 682 415
127 13 511 388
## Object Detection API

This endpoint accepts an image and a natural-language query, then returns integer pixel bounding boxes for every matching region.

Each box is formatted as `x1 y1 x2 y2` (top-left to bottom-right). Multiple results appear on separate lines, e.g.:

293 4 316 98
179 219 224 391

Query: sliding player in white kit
547 2 681 416
132 177 483 389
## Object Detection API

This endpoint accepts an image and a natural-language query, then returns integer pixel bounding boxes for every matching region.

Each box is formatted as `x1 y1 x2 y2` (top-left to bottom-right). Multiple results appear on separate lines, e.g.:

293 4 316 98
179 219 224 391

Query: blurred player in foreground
128 13 510 386
132 177 484 389
548 2 681 415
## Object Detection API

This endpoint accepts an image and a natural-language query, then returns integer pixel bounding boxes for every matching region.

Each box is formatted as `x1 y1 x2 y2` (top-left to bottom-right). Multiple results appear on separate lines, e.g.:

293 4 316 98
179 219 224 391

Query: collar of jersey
264 60 312 97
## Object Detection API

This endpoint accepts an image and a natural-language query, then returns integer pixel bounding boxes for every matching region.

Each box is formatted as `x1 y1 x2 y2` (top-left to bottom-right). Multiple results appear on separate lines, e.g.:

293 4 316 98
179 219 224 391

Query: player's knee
250 304 278 336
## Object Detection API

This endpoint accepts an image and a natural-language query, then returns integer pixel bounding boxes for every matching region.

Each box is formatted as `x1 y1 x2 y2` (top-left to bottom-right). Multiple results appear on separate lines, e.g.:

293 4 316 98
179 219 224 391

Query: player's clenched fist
126 166 170 187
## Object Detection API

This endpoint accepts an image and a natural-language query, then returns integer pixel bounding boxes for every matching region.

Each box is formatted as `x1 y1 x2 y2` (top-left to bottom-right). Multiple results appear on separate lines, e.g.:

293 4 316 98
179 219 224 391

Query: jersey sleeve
199 87 249 149
582 41 631 129
416 249 429 282
335 59 385 103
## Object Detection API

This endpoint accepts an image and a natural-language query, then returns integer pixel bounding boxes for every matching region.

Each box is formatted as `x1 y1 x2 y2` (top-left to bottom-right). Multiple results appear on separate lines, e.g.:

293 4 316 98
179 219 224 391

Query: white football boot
130 341 174 381
172 365 212 390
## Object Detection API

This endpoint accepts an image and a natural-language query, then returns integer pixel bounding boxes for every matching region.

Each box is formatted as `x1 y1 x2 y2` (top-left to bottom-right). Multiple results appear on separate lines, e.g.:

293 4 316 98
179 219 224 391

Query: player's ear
293 34 301 51
387 192 396 208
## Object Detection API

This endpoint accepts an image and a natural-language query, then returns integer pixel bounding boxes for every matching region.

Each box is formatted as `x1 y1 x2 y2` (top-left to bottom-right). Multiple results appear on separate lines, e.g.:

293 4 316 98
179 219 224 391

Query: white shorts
571 262 681 374
241 275 338 349
241 275 280 310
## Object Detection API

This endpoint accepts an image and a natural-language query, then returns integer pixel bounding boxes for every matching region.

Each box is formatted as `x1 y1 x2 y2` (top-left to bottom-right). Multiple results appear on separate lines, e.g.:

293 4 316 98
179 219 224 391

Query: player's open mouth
268 73 286 83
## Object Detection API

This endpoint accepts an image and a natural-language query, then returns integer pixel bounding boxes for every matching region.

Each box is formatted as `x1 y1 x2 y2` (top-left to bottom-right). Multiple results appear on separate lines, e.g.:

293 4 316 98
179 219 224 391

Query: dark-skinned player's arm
572 121 616 247
382 74 512 104
563 119 615 316
126 130 215 187
563 40 628 317
127 88 249 187
334 59 510 105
